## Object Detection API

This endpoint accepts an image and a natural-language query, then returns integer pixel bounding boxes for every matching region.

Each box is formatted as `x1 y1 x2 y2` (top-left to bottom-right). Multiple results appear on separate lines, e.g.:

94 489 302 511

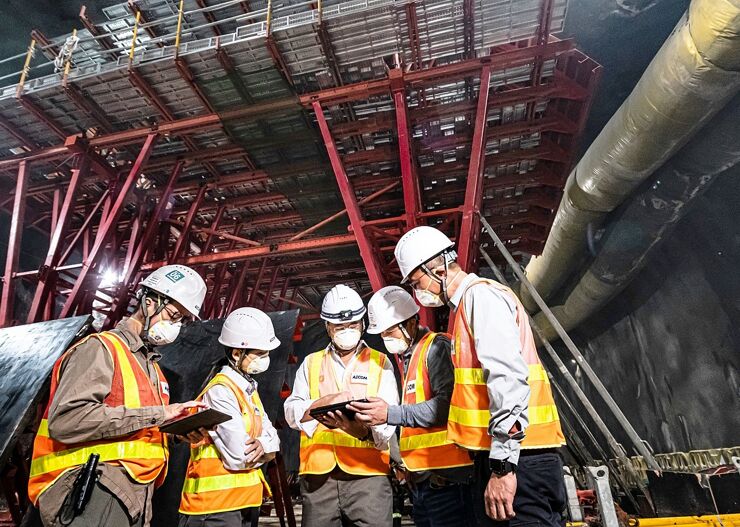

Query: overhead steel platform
0 0 599 327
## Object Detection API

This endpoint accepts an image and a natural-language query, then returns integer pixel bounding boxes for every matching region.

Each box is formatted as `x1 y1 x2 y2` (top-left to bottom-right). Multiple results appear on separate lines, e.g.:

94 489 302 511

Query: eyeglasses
163 305 190 324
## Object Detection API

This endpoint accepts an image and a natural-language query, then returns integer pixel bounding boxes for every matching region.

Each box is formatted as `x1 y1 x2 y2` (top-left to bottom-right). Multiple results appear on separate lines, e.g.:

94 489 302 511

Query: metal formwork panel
0 0 600 324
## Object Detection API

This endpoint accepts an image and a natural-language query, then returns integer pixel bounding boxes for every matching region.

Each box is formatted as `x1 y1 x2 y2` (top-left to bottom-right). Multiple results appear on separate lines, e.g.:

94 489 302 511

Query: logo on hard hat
165 270 185 283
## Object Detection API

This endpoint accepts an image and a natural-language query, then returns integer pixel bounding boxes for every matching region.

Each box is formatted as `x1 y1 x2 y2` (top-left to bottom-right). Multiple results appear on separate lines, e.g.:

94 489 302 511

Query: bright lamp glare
102 269 120 285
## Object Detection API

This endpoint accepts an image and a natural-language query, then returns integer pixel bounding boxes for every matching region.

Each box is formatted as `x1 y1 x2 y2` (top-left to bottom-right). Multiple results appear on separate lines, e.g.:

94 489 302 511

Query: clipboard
159 408 231 435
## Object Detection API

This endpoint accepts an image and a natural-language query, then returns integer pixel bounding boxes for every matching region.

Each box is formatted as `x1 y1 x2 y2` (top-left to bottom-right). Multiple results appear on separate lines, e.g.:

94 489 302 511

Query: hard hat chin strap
419 253 459 308
139 289 169 341
227 348 254 382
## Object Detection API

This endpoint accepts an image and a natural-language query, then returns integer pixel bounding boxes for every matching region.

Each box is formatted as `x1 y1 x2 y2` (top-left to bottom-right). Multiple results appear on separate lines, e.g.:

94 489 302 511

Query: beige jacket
37 318 168 527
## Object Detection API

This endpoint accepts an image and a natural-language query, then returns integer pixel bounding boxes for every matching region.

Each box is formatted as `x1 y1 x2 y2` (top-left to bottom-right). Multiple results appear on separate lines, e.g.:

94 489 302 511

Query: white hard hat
139 264 207 319
367 286 420 334
394 226 455 283
219 307 281 350
321 284 366 323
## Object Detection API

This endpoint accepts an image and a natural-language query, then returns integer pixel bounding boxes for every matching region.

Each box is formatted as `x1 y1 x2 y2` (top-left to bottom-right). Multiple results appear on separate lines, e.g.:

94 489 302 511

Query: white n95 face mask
147 320 182 346
383 336 410 355
333 328 362 350
246 354 270 375
414 286 444 308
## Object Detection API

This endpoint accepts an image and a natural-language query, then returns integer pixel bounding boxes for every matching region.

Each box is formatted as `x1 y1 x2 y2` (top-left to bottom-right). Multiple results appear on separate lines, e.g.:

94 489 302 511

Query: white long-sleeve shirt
449 273 531 464
284 342 398 450
202 365 280 471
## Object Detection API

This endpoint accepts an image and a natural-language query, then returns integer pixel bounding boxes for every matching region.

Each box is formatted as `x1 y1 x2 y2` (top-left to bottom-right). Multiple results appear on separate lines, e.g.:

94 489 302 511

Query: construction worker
393 226 567 527
27 264 209 527
179 307 280 527
284 284 398 527
350 286 474 527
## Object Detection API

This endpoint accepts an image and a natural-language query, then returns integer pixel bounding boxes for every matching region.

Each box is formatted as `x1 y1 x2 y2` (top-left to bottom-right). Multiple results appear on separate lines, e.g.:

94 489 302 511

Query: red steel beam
452 65 491 272
143 233 357 269
203 205 226 253
300 40 573 105
58 188 111 266
60 133 158 318
313 101 386 290
0 161 30 327
27 156 89 323
0 44 576 171
289 180 399 242
418 114 578 153
172 185 208 261
328 76 589 138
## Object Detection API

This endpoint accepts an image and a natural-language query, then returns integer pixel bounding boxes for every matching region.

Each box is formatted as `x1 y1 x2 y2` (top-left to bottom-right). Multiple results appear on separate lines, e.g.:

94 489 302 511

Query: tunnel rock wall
556 172 740 455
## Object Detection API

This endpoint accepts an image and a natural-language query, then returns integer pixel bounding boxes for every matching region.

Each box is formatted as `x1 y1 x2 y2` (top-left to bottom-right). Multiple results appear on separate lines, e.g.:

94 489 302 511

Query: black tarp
0 316 92 468
152 310 299 527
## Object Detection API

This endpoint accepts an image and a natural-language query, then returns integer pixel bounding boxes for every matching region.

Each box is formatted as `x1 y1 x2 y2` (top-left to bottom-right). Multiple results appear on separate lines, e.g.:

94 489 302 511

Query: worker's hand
485 472 517 521
348 397 388 426
163 401 207 422
324 410 370 440
176 427 210 445
301 391 353 422
244 438 266 468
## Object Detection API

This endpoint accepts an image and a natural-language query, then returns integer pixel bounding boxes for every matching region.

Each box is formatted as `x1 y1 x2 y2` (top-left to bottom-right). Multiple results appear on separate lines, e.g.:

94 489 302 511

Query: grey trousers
178 507 260 527
55 482 143 527
299 472 392 527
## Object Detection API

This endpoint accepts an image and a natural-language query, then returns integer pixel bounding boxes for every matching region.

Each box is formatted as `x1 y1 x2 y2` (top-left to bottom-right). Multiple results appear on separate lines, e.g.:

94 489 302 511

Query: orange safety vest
299 346 390 476
28 331 170 505
399 332 473 471
179 373 271 515
448 278 566 451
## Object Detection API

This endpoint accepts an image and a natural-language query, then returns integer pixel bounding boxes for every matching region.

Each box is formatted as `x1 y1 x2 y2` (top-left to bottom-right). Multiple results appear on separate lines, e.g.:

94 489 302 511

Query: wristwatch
489 459 517 476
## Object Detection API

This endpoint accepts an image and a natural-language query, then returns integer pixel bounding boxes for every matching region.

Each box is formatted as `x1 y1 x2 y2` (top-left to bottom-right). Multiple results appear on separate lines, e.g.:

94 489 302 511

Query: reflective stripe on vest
447 279 566 451
180 373 270 515
399 332 473 471
28 332 169 505
299 347 390 476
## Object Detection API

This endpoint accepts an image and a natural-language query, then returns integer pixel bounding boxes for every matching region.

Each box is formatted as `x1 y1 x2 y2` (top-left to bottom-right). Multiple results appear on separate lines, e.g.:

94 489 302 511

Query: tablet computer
159 408 231 436
309 399 369 428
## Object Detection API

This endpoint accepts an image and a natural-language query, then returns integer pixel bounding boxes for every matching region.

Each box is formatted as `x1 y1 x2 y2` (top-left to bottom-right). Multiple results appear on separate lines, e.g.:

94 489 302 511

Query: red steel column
246 258 268 307
457 66 491 272
226 264 251 314
313 101 386 290
172 185 208 262
277 277 290 311
60 133 158 318
391 71 420 229
0 161 30 327
261 265 281 311
391 72 435 328
104 161 183 328
27 156 88 323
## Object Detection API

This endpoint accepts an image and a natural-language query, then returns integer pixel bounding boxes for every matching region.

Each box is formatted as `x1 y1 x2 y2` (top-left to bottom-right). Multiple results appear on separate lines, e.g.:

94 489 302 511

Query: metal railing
477 213 663 509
